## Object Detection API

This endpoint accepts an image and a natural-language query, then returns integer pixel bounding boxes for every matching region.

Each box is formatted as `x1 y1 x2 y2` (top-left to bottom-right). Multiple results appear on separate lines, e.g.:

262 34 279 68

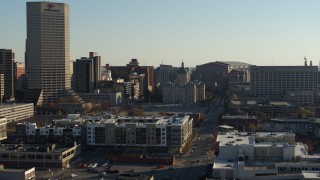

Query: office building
89 52 101 90
73 57 94 93
213 127 320 179
25 2 73 104
0 49 15 101
72 52 101 93
250 65 318 103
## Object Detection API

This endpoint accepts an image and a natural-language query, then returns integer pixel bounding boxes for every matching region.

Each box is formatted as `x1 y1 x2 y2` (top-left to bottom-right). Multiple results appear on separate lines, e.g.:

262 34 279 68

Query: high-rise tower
26 2 72 104
0 49 15 101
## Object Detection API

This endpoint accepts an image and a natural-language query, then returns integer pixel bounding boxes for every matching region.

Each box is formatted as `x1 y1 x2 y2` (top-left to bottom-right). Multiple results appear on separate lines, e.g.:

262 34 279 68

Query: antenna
304 56 307 66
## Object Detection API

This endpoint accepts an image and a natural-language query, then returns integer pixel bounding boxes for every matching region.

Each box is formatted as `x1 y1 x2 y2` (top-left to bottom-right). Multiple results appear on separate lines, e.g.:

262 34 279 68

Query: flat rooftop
87 115 190 126
0 144 72 153
217 131 295 146
302 171 320 179
213 158 237 169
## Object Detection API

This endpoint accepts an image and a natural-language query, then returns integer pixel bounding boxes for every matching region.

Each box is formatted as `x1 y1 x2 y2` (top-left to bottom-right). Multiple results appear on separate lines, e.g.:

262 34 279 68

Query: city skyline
2 0 320 67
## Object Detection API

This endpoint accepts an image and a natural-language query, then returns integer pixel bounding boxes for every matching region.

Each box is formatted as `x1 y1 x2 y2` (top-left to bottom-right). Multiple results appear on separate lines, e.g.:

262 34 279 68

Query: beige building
0 74 3 103
85 115 193 154
0 117 7 141
26 2 72 104
0 103 34 122
162 82 205 104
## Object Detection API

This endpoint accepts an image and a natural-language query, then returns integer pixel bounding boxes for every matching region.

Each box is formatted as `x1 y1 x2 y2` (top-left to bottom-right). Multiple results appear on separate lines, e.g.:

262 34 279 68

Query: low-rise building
220 115 257 131
0 143 80 169
0 167 35 180
0 103 34 122
213 128 320 180
0 117 7 141
262 118 316 135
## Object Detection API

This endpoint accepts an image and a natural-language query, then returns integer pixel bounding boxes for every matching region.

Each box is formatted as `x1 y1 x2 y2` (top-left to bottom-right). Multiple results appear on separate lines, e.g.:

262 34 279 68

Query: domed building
176 61 190 85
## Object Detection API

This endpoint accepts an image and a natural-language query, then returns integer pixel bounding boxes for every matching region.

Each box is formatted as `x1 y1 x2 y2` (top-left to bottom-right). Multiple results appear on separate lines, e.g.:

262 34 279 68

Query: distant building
162 82 205 104
262 118 316 134
157 64 177 85
89 52 101 90
0 49 16 101
73 57 95 93
240 101 298 118
0 103 34 122
193 61 250 95
107 59 154 96
250 65 318 103
220 115 257 131
78 92 122 105
97 79 132 100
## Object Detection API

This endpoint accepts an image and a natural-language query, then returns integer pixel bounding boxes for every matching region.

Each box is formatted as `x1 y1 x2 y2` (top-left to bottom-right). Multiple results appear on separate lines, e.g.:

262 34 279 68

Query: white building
0 103 34 122
213 128 320 180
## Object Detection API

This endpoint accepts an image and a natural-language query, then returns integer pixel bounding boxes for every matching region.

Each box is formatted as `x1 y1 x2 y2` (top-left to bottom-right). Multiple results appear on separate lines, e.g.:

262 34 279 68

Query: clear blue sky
1 0 320 67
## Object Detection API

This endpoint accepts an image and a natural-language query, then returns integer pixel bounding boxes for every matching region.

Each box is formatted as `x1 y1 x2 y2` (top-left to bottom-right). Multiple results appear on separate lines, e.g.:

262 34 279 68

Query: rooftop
301 171 320 179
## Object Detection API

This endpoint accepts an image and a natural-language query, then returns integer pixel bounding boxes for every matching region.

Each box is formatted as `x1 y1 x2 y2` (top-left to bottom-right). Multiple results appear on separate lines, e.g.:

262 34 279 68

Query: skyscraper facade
0 49 15 101
26 2 71 104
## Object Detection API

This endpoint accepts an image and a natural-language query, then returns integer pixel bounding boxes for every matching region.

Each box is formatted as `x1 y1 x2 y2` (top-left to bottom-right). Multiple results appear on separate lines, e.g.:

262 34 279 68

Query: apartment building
213 128 320 179
84 115 193 154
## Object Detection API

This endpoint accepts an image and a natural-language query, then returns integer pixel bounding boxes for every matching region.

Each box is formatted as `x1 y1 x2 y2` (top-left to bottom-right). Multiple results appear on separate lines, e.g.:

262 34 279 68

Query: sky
1 0 320 67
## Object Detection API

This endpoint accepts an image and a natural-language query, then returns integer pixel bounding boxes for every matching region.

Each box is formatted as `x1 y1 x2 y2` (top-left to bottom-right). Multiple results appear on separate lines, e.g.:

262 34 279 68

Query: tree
56 98 67 104
128 108 145 116
68 97 80 103
82 103 92 113
158 111 166 116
